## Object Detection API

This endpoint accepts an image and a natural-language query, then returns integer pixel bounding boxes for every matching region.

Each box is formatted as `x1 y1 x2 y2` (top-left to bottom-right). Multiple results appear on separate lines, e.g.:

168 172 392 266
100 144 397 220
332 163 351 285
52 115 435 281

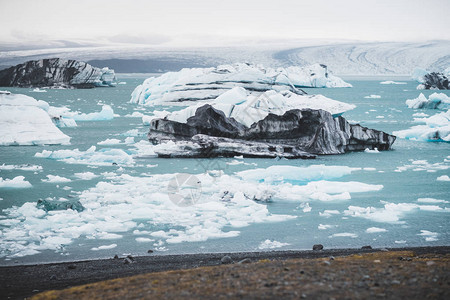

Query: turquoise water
0 76 449 265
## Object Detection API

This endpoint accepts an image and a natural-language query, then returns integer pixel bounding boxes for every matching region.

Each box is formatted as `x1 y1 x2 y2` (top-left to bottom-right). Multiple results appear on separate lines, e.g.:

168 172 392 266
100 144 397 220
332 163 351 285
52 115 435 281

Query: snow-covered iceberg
0 58 117 88
393 110 450 142
130 63 352 105
412 67 450 90
0 93 71 146
405 93 450 109
155 87 355 128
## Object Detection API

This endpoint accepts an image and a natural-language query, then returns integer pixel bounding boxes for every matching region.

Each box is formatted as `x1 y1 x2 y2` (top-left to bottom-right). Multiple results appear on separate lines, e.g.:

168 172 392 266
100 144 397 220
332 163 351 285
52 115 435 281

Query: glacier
130 63 351 105
0 93 71 146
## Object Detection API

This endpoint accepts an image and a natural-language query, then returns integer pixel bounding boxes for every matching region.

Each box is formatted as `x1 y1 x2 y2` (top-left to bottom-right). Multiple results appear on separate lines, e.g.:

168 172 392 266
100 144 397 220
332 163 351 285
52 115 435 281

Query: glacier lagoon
0 76 449 265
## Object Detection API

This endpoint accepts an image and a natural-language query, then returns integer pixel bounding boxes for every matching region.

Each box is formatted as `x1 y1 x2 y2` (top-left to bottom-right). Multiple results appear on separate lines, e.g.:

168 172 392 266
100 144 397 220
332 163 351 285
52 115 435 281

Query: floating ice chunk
300 202 311 212
135 237 155 243
258 239 290 250
0 93 70 145
319 210 340 217
364 95 381 99
98 138 121 145
343 202 448 224
366 227 387 233
237 165 359 183
74 172 98 180
35 146 134 166
91 244 117 251
437 175 450 181
395 240 407 244
0 176 32 188
412 112 428 117
418 230 438 242
395 159 449 173
125 111 145 118
318 224 336 230
380 81 407 85
417 198 449 204
42 175 72 183
364 148 379 153
405 93 450 109
0 164 43 171
72 105 114 121
31 88 47 93
394 110 450 142
329 233 358 238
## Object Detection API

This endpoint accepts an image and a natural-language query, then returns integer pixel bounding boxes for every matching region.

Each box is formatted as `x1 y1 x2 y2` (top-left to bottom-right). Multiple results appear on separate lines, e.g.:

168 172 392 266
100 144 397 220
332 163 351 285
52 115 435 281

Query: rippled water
0 76 449 265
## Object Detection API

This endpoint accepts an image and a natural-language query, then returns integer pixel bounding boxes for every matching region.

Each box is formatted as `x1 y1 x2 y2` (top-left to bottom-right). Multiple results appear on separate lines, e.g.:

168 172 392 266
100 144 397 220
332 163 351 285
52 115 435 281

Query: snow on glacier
0 93 71 146
153 87 355 127
130 63 351 106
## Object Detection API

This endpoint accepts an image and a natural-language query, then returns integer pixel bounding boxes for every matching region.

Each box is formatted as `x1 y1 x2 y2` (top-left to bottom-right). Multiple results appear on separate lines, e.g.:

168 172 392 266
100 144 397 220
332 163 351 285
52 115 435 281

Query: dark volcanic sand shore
1 246 448 299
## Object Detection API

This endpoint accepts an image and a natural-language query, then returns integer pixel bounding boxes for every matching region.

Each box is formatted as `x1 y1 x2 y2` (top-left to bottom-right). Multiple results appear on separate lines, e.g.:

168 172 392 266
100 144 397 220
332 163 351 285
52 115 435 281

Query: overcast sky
1 0 449 48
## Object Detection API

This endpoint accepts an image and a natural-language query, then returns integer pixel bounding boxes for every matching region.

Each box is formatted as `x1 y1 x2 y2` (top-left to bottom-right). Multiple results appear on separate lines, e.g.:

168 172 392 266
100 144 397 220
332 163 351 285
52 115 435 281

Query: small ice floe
74 172 98 180
395 159 449 173
319 210 340 217
91 244 117 251
41 175 71 183
437 175 450 181
366 227 387 233
418 230 438 242
0 164 43 171
118 82 127 85
31 88 47 93
300 202 311 212
412 112 428 117
258 239 290 250
135 237 155 243
35 146 135 166
318 224 336 230
125 112 145 118
0 176 32 188
329 233 358 238
97 137 135 145
364 95 381 99
417 198 449 204
395 240 407 244
72 105 114 121
364 148 379 153
380 81 407 85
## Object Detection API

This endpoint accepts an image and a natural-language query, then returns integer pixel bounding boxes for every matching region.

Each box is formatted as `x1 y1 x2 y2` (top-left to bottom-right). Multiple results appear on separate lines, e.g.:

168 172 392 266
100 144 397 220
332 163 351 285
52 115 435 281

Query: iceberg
394 110 450 142
405 93 450 109
130 63 352 105
412 67 450 90
0 58 117 88
148 104 395 158
0 93 71 146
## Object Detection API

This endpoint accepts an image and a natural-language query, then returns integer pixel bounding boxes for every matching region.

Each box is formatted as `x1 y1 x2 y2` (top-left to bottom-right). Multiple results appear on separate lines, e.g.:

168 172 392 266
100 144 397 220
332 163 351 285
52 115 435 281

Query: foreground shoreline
1 246 449 299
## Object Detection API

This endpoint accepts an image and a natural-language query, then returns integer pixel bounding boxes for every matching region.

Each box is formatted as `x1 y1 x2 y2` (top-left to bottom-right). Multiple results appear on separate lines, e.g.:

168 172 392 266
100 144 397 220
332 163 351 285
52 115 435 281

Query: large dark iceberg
413 68 450 90
0 58 116 88
148 105 396 158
